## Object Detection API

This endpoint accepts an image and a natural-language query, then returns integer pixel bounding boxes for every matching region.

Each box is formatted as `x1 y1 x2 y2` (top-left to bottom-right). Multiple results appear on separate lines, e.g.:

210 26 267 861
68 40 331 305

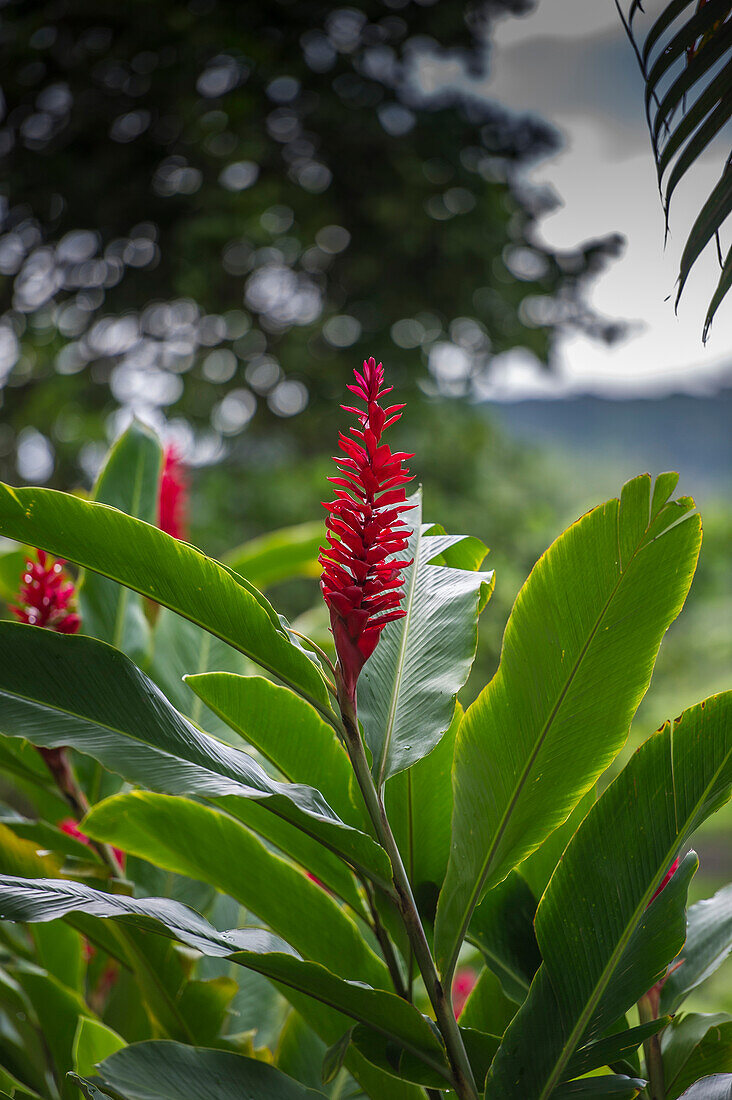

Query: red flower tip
452 967 478 1019
320 357 413 706
647 857 681 908
159 443 189 541
11 549 81 634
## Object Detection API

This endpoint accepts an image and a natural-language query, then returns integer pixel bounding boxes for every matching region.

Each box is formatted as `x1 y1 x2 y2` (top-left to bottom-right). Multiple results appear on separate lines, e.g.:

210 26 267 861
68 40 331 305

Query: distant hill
488 390 732 501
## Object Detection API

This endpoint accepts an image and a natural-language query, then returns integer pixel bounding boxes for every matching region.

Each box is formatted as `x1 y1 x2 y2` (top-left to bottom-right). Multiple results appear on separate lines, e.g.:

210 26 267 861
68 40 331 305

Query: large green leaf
661 884 732 1014
77 1039 324 1100
148 611 253 744
224 521 323 590
184 673 361 826
358 492 493 785
486 690 732 1100
677 1076 732 1099
0 482 329 710
0 876 449 1076
662 1014 732 1100
466 871 540 1004
78 422 162 663
435 473 701 979
0 624 391 887
384 701 461 928
13 964 93 1100
83 792 387 986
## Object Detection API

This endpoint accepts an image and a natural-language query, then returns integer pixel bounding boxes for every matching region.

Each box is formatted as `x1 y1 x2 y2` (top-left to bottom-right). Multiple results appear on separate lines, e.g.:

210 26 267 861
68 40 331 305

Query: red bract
60 818 125 872
10 550 80 634
159 443 188 540
647 857 680 907
320 357 414 706
452 967 478 1019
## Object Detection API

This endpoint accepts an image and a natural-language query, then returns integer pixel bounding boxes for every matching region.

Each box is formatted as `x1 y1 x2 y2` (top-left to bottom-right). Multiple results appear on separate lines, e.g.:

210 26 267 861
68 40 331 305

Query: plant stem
362 876 409 1000
638 994 665 1100
340 702 478 1100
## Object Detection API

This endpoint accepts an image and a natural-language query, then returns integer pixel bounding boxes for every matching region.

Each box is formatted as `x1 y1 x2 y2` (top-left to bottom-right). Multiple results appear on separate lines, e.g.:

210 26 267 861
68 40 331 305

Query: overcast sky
470 0 732 400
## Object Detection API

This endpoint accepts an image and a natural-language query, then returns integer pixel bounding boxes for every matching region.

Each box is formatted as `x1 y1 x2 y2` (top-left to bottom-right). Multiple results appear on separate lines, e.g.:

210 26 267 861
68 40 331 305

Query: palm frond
617 0 732 340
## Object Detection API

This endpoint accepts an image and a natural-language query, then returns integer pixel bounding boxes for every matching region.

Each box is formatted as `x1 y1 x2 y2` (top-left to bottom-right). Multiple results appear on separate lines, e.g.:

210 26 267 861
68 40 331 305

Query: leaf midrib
375 523 423 788
537 721 732 1098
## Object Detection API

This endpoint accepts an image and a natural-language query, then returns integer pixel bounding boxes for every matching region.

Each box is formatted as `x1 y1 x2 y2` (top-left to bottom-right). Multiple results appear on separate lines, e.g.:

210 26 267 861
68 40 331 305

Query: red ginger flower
10 549 80 634
159 443 188 541
320 357 414 706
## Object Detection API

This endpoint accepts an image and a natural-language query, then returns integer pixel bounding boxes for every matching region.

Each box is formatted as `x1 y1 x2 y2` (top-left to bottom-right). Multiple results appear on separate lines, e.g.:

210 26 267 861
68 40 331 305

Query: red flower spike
11 550 81 634
320 357 414 707
159 443 189 541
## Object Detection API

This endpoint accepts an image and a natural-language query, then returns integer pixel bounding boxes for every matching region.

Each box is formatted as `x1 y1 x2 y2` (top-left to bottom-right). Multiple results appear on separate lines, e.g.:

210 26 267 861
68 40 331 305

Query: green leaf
551 1077 646 1098
13 964 94 1100
703 244 732 344
72 1018 126 1079
276 1012 364 1098
0 623 390 887
0 876 448 1074
0 482 329 709
676 165 732 307
0 546 26 602
148 610 254 743
358 491 493 784
567 1019 669 1079
676 1076 732 1099
384 701 461 925
322 1028 355 1085
435 474 701 980
486 688 732 1100
663 1014 732 1100
661 884 732 1014
79 422 162 663
83 792 388 986
81 1040 325 1099
184 673 360 826
32 921 84 993
466 871 540 1004
519 788 596 900
458 966 518 1036
224 521 324 590
176 978 238 1045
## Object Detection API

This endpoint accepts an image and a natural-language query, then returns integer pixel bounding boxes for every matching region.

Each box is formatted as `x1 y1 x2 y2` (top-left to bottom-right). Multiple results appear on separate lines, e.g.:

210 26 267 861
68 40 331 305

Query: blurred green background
0 0 729 1010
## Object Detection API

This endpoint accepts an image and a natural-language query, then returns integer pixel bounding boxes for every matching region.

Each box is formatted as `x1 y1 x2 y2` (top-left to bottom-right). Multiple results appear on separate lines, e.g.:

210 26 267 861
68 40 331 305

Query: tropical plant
618 0 732 337
0 361 730 1100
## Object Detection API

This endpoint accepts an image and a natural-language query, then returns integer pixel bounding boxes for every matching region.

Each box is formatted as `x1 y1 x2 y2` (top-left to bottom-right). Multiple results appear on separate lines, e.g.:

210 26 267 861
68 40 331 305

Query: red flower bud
452 966 478 1019
320 358 413 706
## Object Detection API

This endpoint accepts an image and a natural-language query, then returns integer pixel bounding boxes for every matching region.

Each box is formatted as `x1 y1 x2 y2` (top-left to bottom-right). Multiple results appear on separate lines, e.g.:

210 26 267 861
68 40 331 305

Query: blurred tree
0 0 621 486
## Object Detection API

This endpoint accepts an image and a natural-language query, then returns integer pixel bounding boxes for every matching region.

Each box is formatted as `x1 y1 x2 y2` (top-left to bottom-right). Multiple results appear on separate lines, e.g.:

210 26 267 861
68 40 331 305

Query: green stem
340 701 478 1100
638 994 665 1100
362 876 409 1000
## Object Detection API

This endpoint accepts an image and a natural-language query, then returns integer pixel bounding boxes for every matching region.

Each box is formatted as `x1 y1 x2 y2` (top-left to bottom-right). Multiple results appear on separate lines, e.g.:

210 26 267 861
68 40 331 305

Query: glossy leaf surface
0 482 329 708
0 876 448 1074
661 884 732 1014
0 624 390 885
487 689 732 1100
87 1039 324 1099
84 792 386 985
663 1014 732 1100
78 421 162 663
358 492 493 784
436 474 701 978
